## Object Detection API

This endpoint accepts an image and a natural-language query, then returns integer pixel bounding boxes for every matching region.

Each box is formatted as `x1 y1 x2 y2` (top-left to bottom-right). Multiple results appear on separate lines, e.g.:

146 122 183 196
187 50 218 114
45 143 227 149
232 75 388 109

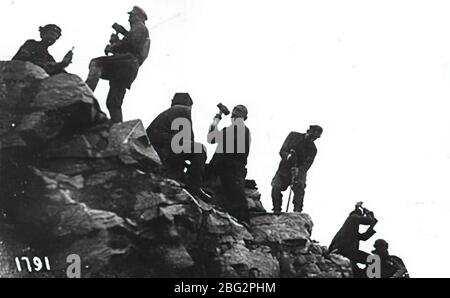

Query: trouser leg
292 173 307 212
221 167 249 223
86 60 102 91
184 143 207 193
347 250 371 278
271 186 283 213
106 81 126 123
271 171 289 213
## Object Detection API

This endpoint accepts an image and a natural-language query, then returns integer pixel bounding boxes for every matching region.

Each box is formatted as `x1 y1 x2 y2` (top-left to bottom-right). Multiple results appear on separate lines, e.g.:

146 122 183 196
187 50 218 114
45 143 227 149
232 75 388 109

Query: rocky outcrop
0 61 352 278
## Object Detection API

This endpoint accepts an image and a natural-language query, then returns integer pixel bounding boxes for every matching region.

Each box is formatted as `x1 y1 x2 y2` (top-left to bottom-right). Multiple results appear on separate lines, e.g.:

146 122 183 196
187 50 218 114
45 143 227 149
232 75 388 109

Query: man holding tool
13 24 73 75
271 125 323 214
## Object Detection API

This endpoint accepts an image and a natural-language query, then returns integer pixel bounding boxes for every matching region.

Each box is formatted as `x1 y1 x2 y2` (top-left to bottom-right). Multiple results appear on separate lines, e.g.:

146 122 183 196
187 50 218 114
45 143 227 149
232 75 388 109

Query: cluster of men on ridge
10 6 408 278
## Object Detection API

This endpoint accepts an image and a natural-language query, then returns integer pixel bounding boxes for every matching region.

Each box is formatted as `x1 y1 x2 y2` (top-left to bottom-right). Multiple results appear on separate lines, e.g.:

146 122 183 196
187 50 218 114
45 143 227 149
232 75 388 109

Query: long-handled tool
285 151 298 212
285 187 293 213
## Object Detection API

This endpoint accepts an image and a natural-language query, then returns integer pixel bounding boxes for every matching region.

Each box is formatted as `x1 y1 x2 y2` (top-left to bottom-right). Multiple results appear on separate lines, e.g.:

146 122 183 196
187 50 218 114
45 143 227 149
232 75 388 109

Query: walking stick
285 167 298 212
285 187 293 213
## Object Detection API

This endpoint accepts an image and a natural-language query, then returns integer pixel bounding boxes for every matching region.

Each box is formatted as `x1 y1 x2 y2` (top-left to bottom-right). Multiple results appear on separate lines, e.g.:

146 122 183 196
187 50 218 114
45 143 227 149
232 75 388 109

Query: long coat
329 211 377 255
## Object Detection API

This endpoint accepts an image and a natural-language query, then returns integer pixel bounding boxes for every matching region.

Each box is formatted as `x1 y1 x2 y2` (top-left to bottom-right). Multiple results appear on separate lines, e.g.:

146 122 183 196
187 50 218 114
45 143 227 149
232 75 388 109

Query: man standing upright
12 24 73 75
271 125 322 214
207 105 251 224
86 6 150 123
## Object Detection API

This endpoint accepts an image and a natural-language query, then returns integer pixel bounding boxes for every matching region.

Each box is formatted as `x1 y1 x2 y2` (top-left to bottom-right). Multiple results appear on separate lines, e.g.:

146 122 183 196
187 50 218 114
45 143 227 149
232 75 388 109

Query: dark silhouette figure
86 6 150 123
207 105 251 224
372 239 409 278
12 24 73 75
329 203 378 276
146 93 210 202
271 126 322 214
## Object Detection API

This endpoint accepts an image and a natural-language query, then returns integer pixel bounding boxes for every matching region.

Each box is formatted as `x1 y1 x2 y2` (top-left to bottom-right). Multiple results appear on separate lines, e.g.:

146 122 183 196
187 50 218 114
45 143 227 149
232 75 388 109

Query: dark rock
250 213 313 245
0 61 352 278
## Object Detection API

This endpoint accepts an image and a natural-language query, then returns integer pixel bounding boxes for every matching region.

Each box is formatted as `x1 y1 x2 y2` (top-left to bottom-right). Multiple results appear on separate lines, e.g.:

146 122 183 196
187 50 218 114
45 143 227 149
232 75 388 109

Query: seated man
329 202 378 276
207 105 251 224
146 93 210 202
86 6 151 123
12 24 73 75
372 239 409 278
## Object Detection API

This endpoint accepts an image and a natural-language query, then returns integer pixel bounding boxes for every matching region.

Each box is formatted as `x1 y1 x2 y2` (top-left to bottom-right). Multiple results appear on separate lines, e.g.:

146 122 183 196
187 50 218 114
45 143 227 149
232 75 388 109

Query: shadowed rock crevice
0 61 352 278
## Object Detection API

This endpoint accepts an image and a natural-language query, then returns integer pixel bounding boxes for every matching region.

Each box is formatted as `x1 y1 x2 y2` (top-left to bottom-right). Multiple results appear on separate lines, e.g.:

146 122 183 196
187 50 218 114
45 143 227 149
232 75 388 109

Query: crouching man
146 93 210 202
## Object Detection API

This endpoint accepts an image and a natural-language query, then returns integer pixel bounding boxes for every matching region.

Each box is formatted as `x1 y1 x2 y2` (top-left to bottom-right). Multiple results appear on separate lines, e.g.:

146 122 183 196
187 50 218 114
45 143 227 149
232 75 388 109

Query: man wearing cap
371 239 409 278
271 126 323 214
207 105 251 224
12 24 73 75
146 93 211 202
85 6 150 123
329 203 378 277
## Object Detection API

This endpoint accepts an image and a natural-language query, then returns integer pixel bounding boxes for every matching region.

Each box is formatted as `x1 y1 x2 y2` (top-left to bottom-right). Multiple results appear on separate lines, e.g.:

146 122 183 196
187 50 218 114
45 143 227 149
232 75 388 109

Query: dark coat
111 21 150 65
208 121 251 171
372 253 409 278
90 21 150 89
146 105 194 160
329 211 377 255
277 132 317 173
12 40 66 75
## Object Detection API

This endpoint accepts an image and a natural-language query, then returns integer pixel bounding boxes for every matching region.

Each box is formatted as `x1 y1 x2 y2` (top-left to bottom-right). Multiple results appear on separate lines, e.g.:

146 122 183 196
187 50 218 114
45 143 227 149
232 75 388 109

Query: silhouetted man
146 93 210 202
86 6 150 123
207 105 251 224
329 202 378 276
12 24 73 75
271 126 322 214
372 239 409 278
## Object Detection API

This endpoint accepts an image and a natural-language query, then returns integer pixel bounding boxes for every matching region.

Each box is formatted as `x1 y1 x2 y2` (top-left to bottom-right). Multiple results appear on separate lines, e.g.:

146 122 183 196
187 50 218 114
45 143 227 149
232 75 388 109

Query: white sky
2 0 450 277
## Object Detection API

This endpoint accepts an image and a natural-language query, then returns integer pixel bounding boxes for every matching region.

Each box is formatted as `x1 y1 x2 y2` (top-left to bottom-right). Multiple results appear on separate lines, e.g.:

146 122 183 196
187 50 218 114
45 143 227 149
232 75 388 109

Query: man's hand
104 44 113 55
109 33 120 44
286 149 296 163
112 23 128 35
61 50 73 67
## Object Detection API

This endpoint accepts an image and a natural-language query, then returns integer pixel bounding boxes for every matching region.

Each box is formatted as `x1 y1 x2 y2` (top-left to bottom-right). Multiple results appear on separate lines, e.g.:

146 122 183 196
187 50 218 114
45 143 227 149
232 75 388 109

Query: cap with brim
129 6 148 21
373 239 388 249
308 125 323 137
39 24 61 36
172 93 193 106
232 105 248 119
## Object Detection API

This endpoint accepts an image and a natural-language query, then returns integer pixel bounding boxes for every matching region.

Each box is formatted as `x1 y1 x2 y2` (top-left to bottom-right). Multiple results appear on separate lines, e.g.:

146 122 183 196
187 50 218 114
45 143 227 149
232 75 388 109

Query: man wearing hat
207 105 252 224
371 239 409 278
146 93 211 202
13 24 73 75
271 125 323 214
329 203 378 277
86 6 150 123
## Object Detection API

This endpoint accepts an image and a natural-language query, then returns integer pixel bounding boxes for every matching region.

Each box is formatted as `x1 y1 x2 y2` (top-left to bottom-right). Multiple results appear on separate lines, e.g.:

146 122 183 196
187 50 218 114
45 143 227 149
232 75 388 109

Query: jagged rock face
0 61 352 278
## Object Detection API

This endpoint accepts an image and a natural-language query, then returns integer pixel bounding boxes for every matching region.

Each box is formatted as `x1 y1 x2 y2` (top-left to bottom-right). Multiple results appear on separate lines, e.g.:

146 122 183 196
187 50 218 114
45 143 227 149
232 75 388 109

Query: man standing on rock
12 24 73 75
329 202 378 277
85 6 150 123
207 105 251 224
271 125 322 214
146 93 211 202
